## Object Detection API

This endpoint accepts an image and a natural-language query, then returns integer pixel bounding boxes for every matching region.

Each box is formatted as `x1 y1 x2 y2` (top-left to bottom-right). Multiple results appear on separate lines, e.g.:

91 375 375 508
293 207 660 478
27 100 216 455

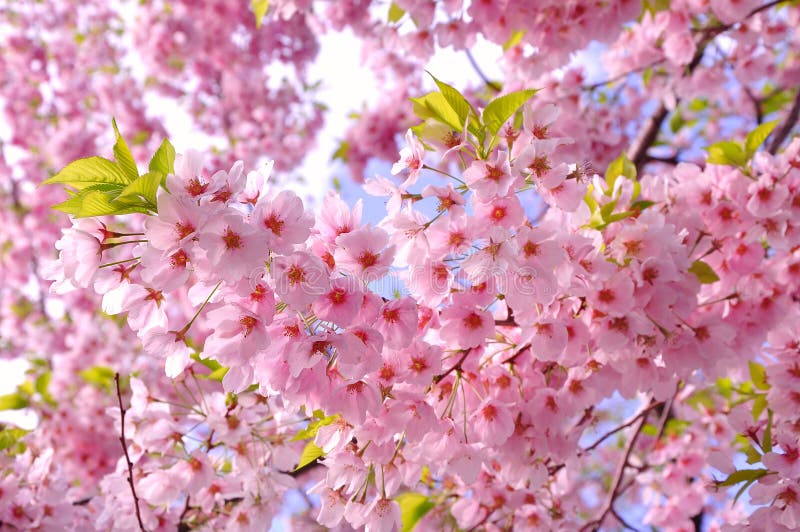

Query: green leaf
207 366 229 382
642 67 653 87
397 492 435 532
115 172 162 211
332 140 350 162
35 371 56 407
79 365 116 391
752 394 768 421
410 92 463 132
251 0 269 29
42 156 133 190
295 441 325 471
763 409 773 453
0 427 29 452
604 152 637 193
689 260 720 284
762 89 794 115
583 186 598 214
0 393 29 411
715 468 768 487
688 98 708 112
388 2 405 22
502 29 525 51
749 361 769 391
745 120 778 157
641 423 659 437
669 112 685 134
291 414 340 441
428 73 478 133
112 119 139 182
705 141 747 167
148 138 176 182
641 0 671 16
52 184 151 218
665 418 690 436
716 377 733 399
482 88 538 137
192 353 223 372
630 200 656 212
744 440 762 464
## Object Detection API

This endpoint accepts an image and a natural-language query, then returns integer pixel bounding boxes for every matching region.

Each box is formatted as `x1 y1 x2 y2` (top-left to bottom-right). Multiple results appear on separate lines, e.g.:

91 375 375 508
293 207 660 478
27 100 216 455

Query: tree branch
582 400 663 454
115 373 147 532
465 50 501 93
628 0 781 170
580 404 651 531
432 349 470 383
767 88 800 154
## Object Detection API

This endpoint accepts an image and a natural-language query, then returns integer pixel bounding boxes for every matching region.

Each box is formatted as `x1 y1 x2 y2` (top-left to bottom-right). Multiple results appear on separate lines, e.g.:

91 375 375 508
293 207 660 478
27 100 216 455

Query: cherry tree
2 0 800 531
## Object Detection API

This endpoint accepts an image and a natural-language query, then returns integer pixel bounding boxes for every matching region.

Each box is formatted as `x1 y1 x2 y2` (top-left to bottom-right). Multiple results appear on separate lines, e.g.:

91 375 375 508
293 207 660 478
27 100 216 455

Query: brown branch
582 59 665 92
582 400 664 454
628 0 781 170
465 50 501 93
494 307 517 327
432 349 470 384
644 154 680 165
767 88 800 155
744 86 764 125
501 342 531 366
115 373 147 532
580 402 653 532
177 497 191 532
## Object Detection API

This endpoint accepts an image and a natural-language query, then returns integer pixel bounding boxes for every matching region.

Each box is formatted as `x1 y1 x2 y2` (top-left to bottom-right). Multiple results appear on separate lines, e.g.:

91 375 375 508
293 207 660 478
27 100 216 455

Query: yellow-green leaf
763 409 773 452
749 361 769 391
112 118 139 182
752 394 768 421
397 492 435 532
745 120 778 157
705 141 747 167
388 2 405 22
0 427 29 452
116 171 162 210
428 72 478 133
148 138 176 182
79 366 116 391
716 468 768 487
502 29 525 51
208 366 229 382
35 371 56 407
604 152 637 193
291 414 340 441
410 92 463 132
251 0 269 29
482 88 537 136
295 441 325 471
52 184 151 218
689 260 720 284
42 157 132 190
0 393 29 411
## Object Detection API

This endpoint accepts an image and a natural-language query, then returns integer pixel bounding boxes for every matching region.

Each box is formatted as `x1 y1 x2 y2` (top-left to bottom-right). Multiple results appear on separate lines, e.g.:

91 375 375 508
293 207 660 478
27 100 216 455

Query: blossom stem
99 256 141 268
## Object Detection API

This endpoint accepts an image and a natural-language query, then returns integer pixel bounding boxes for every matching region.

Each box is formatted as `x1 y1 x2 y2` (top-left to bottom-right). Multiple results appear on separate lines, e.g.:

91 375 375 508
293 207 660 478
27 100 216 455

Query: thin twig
582 59 665 92
582 400 664 454
744 86 764 125
628 0 782 170
767 88 800 154
115 373 147 532
465 50 501 92
580 411 649 531
432 349 470 383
